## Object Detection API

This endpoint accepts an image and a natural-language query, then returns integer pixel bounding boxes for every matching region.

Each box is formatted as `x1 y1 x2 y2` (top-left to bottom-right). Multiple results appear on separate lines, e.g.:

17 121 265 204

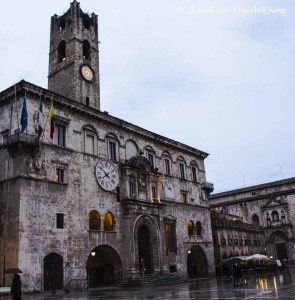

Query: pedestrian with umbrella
11 273 22 300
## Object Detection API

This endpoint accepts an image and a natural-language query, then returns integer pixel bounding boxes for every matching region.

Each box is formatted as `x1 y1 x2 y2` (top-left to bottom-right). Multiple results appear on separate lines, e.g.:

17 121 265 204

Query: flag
20 96 28 132
37 96 43 138
48 102 55 139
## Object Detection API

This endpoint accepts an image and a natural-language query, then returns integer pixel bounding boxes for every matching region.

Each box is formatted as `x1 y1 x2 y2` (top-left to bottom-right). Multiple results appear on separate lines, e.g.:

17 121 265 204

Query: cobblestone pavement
20 267 295 299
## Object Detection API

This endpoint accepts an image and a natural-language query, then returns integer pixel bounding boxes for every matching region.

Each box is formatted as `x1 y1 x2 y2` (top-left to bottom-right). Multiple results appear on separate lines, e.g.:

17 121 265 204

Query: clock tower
48 0 100 109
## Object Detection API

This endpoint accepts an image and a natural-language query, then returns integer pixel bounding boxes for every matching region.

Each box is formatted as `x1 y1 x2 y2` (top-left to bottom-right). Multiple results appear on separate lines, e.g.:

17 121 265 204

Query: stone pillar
123 213 140 281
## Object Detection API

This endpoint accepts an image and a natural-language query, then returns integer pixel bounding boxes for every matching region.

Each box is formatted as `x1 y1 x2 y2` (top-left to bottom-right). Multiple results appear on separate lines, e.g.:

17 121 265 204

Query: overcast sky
0 0 294 193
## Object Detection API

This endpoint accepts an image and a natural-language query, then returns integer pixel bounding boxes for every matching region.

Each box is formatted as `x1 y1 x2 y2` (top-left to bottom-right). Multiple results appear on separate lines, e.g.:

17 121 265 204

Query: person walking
237 265 246 286
11 274 22 300
232 264 239 287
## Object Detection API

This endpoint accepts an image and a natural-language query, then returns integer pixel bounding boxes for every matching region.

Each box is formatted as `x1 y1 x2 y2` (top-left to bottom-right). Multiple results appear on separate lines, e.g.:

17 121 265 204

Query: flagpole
41 94 54 142
16 87 20 132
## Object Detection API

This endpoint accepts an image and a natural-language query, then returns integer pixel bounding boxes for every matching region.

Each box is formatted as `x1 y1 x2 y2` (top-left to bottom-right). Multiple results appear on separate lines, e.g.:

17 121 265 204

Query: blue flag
20 96 28 132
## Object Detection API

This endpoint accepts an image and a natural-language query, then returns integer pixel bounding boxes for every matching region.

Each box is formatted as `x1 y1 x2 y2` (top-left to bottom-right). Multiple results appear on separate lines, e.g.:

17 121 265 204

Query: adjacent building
0 1 215 292
209 178 295 270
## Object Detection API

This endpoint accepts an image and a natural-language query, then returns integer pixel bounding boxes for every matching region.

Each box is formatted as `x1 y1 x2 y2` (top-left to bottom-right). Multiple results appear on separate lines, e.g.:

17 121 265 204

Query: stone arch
269 230 289 260
187 245 209 278
252 213 260 225
86 245 123 288
133 214 161 275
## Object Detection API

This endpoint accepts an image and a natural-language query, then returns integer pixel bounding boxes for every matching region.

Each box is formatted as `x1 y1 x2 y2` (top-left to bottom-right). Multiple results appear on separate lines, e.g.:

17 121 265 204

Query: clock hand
103 172 110 178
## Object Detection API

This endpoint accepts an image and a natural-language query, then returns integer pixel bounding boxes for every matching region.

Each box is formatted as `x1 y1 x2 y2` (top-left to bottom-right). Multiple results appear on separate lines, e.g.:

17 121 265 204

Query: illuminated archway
86 245 123 288
187 245 208 278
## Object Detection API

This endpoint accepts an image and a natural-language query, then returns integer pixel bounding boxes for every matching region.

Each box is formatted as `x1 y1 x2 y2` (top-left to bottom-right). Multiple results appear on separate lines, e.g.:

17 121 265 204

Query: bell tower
48 0 100 109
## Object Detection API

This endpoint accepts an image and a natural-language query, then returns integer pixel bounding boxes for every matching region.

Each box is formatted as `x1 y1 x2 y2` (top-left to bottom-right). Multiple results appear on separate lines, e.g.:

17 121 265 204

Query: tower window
57 41 66 62
83 18 90 30
86 97 89 107
59 19 66 31
83 40 91 60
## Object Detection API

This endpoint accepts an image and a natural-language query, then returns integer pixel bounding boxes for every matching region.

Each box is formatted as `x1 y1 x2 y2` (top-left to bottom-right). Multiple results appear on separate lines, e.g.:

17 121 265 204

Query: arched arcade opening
86 245 123 288
187 245 209 278
269 230 289 260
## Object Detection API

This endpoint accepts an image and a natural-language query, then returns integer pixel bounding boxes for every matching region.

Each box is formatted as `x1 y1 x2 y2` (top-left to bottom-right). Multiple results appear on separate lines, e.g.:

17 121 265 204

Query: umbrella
222 256 248 264
5 268 23 274
246 254 270 261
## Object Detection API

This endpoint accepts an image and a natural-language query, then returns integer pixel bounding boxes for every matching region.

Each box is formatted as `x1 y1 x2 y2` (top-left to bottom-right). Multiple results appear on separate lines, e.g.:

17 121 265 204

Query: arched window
162 152 172 176
196 221 202 236
89 210 100 230
83 40 91 60
104 211 114 231
252 214 260 225
188 220 194 236
125 140 138 160
272 210 279 221
177 156 186 179
190 161 198 182
57 40 66 62
145 146 156 169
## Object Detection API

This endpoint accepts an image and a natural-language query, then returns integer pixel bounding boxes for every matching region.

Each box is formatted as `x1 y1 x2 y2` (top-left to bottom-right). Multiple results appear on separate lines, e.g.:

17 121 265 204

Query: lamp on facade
188 250 191 254
91 251 96 257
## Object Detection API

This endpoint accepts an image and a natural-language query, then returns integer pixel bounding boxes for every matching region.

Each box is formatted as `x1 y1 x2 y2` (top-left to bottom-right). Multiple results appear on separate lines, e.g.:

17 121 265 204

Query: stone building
0 1 214 292
209 177 295 269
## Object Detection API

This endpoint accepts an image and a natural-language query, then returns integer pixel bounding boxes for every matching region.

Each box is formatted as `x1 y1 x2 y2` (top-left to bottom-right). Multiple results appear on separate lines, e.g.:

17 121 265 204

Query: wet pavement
21 267 295 299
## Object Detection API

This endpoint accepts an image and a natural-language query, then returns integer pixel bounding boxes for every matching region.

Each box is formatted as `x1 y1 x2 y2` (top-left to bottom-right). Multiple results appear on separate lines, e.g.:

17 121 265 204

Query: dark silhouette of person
232 264 239 287
11 274 22 300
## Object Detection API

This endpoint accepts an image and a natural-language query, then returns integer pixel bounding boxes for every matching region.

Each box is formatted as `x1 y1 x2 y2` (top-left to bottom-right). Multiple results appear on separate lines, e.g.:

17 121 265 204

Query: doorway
44 253 63 291
138 225 152 274
276 243 288 260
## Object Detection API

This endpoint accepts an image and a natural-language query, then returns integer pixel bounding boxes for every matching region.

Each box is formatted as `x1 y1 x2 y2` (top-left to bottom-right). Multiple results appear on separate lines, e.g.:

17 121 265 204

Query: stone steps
118 274 191 287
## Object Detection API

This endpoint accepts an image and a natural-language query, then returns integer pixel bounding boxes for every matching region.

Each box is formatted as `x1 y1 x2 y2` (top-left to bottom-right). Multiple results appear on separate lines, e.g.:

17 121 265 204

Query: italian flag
37 97 43 138
48 102 55 140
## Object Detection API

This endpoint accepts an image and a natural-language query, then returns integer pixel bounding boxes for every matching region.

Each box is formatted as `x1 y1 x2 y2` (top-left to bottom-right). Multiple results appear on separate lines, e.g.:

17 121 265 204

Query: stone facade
209 178 295 270
0 1 214 292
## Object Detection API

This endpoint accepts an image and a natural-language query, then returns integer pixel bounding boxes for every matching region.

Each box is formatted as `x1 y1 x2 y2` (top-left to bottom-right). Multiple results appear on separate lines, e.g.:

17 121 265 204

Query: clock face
95 159 119 191
81 65 94 82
